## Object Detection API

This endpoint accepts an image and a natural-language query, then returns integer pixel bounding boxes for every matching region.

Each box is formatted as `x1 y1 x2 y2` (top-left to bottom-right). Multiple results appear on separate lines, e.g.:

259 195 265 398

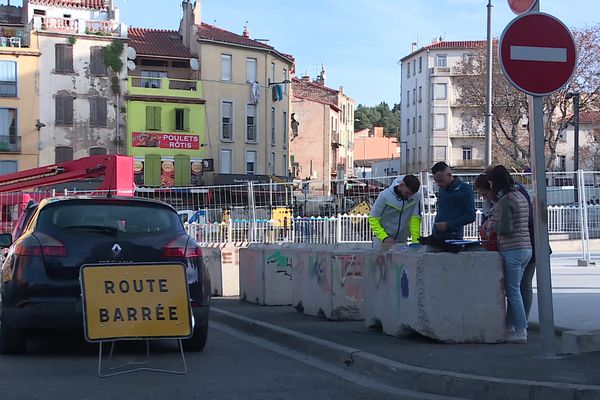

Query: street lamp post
566 92 580 202
485 0 494 166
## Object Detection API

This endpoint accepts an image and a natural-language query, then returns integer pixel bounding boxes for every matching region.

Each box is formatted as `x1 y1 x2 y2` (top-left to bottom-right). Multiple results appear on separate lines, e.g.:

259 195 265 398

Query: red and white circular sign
508 0 537 15
499 12 577 97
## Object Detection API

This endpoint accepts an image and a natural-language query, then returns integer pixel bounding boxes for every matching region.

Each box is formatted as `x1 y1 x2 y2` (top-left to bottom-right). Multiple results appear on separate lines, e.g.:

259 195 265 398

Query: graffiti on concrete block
309 254 331 293
266 251 292 280
335 254 364 302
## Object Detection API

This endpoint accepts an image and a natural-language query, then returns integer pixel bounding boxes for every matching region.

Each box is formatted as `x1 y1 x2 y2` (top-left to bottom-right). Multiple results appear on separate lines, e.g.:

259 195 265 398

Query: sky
113 1 597 106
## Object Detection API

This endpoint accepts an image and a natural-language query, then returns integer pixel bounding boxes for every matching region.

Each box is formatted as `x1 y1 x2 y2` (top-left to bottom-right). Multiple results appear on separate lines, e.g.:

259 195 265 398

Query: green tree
354 102 401 136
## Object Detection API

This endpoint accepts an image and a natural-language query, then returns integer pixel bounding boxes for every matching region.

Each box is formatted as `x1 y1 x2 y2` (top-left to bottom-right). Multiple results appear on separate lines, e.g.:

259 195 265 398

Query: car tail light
15 233 67 257
163 235 202 258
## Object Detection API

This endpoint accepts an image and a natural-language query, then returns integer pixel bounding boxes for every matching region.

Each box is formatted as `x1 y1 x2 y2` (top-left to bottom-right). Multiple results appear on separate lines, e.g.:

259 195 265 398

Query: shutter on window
144 154 161 186
183 108 190 131
90 97 97 126
145 106 154 130
65 45 73 72
55 45 64 72
55 96 63 125
65 96 73 125
174 154 191 186
153 106 161 130
99 97 107 127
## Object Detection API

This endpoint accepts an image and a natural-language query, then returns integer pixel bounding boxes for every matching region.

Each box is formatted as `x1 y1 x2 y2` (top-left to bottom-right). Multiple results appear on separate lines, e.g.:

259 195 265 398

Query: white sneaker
505 329 527 343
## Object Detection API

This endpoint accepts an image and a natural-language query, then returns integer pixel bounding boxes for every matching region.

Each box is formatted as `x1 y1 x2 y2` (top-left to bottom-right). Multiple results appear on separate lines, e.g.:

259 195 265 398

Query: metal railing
129 77 199 92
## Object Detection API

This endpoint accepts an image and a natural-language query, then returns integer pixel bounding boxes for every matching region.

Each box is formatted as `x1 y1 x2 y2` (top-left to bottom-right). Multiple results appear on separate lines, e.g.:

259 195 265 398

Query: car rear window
35 201 184 237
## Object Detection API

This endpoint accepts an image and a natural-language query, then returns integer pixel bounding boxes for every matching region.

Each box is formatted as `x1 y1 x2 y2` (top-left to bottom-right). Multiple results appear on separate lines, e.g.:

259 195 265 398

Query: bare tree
580 128 600 170
454 24 600 170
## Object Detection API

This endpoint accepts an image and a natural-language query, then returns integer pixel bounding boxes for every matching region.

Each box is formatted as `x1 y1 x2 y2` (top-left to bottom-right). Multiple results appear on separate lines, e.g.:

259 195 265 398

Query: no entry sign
499 12 577 96
507 0 537 15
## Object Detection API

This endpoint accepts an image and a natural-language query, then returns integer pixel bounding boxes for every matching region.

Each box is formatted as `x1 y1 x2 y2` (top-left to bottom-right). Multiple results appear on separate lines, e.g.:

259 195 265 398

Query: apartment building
25 0 127 166
0 2 40 172
400 39 486 174
557 111 600 171
126 27 207 187
179 0 294 185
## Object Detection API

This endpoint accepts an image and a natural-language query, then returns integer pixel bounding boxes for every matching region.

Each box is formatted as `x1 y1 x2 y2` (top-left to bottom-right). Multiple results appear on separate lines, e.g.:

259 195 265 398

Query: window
55 146 73 163
0 160 17 174
406 148 410 165
271 107 275 144
463 53 474 65
436 54 447 67
0 61 17 97
33 9 46 15
141 70 166 88
283 68 288 94
406 63 410 78
462 147 472 160
55 94 74 126
282 154 288 176
89 96 107 127
89 146 107 155
559 129 567 142
246 104 257 141
434 146 446 161
342 104 346 124
434 83 447 100
221 54 232 81
175 108 190 131
412 117 416 134
412 148 415 164
406 91 410 107
246 57 257 83
55 44 73 73
412 88 416 104
418 86 422 103
220 101 233 140
418 147 422 162
434 114 447 130
246 150 257 174
418 115 422 132
558 155 567 171
270 152 276 175
145 106 161 130
0 108 17 140
90 47 106 75
406 118 410 135
220 149 232 173
412 60 416 75
419 56 422 72
282 111 287 146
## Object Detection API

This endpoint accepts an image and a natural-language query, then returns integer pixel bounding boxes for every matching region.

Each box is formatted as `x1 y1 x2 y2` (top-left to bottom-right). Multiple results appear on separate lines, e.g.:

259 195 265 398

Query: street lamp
566 92 580 203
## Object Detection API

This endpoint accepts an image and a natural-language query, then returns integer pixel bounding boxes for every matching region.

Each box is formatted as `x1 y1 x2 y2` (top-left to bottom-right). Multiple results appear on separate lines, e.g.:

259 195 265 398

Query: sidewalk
211 297 600 400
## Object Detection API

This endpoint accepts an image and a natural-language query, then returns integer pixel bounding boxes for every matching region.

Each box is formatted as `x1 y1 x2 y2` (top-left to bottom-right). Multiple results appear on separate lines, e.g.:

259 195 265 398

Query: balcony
0 135 20 153
0 27 30 48
127 77 204 100
449 130 485 138
429 66 451 76
331 131 341 147
452 159 485 169
33 16 126 37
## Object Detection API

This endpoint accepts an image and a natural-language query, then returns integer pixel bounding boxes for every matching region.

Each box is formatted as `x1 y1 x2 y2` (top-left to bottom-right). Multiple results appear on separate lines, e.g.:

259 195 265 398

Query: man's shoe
505 329 527 343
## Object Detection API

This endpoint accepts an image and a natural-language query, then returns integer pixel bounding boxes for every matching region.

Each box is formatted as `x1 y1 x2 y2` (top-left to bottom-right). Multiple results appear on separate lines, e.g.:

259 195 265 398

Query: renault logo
111 244 122 256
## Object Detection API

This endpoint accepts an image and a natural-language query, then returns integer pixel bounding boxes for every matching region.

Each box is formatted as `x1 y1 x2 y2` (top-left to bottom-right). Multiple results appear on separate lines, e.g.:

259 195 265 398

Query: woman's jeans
500 248 533 331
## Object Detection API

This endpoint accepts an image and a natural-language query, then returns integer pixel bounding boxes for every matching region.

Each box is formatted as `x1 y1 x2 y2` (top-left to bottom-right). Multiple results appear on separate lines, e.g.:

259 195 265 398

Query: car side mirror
0 233 12 248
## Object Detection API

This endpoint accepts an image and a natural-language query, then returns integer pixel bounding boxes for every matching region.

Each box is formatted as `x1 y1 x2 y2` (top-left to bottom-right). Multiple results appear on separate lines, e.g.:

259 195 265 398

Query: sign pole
528 94 556 357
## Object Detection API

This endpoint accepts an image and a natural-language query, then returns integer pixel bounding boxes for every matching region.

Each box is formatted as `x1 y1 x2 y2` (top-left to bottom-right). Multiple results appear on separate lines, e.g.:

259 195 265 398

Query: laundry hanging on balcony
250 81 261 104
271 84 283 102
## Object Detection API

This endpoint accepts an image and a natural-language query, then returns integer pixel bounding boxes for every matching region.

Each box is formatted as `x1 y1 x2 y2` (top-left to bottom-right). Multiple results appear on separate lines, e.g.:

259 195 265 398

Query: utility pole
485 0 494 166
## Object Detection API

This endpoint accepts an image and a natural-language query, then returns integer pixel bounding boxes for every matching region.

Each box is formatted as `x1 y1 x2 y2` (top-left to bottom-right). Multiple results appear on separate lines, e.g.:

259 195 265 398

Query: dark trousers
520 260 536 319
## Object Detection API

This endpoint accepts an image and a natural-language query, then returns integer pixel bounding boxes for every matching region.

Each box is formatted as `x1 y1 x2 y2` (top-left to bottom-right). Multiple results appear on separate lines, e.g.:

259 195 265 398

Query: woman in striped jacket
488 165 532 343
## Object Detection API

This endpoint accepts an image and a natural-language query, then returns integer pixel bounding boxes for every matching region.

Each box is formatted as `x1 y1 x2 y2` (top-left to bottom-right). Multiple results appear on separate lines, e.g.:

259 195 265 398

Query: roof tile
580 111 600 124
28 0 109 10
128 28 192 59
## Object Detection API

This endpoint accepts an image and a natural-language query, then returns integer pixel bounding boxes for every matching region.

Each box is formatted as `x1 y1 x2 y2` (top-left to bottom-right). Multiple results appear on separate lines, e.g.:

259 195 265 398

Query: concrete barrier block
263 245 294 305
330 249 367 320
561 330 600 354
202 243 246 297
201 244 225 297
364 250 505 343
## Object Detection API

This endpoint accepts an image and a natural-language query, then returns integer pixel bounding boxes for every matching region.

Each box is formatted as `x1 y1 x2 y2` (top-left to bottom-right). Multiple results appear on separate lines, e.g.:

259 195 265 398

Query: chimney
411 42 417 52
300 75 310 83
193 0 201 26
374 127 384 138
242 25 250 38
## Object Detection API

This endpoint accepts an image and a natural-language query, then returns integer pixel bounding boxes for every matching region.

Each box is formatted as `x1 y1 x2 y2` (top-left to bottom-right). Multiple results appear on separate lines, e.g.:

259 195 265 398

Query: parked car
0 196 211 354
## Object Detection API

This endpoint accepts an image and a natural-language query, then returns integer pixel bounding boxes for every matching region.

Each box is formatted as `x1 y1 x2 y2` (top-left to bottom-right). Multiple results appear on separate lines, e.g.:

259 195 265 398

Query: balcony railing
39 16 78 33
33 16 124 37
0 135 20 153
128 77 203 99
449 130 485 137
452 159 485 168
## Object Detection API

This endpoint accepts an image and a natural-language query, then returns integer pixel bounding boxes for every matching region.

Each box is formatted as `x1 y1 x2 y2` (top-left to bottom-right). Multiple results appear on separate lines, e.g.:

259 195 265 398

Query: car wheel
182 322 208 352
0 321 26 355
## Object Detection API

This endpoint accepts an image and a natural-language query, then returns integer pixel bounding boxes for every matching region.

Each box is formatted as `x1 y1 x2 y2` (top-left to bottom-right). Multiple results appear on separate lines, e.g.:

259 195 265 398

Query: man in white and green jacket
368 175 422 249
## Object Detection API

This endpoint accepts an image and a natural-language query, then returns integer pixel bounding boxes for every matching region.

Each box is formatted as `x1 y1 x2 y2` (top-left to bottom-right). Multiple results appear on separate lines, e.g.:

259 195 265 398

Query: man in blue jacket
431 162 476 241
